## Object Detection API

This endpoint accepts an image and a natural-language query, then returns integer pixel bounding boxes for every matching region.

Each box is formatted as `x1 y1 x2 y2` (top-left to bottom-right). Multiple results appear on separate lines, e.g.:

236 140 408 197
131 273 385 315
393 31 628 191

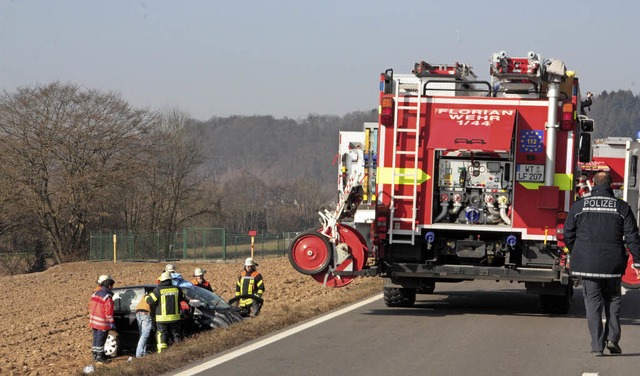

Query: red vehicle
289 51 597 313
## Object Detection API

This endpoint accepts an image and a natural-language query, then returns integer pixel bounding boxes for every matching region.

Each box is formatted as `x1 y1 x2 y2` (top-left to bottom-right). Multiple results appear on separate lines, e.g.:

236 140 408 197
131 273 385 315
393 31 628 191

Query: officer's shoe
606 341 622 355
591 351 603 357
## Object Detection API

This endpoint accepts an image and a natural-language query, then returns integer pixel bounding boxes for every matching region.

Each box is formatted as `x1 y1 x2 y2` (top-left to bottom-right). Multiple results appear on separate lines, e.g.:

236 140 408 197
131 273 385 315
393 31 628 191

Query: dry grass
93 277 382 376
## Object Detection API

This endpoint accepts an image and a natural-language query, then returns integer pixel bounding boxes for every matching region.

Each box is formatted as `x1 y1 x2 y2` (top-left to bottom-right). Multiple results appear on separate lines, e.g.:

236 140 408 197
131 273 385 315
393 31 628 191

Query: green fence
89 229 300 262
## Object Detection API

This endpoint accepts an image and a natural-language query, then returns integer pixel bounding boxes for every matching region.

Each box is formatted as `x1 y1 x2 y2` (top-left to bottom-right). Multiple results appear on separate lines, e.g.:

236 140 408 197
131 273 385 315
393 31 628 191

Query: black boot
95 352 108 364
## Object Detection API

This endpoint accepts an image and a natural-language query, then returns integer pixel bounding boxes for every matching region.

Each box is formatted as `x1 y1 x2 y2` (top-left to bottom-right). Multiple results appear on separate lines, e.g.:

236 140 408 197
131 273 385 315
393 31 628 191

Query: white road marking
582 373 599 376
170 293 383 376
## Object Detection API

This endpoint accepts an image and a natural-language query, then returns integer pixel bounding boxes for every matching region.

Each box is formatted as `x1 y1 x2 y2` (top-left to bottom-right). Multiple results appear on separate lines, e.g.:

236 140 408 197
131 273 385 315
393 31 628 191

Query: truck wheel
383 287 416 307
539 292 572 314
416 280 436 294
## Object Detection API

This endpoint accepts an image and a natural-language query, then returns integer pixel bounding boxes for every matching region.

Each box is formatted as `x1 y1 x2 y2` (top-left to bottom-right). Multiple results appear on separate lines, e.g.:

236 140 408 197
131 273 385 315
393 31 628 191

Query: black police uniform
564 184 640 353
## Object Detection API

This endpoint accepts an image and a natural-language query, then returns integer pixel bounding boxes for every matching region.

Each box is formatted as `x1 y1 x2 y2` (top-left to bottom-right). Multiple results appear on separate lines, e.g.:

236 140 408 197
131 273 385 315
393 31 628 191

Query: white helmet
165 263 176 273
194 267 205 277
97 274 114 285
244 257 258 267
159 271 172 282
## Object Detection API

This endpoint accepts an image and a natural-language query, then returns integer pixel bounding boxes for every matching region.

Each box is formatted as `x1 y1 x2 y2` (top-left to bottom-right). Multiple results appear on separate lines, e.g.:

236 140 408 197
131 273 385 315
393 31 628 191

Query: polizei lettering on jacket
582 197 618 213
436 108 514 126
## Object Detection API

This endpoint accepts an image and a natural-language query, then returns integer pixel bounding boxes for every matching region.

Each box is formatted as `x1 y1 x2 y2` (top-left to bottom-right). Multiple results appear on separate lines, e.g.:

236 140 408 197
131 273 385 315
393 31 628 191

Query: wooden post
113 234 117 263
248 230 257 258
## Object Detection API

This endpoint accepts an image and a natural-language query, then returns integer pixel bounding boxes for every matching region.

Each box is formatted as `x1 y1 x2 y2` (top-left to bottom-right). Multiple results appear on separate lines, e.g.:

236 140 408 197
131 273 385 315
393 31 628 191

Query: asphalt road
169 280 640 376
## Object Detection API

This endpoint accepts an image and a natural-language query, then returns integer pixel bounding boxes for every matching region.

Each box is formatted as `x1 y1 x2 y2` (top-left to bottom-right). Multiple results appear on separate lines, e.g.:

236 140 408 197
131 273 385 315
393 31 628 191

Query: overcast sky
0 0 636 121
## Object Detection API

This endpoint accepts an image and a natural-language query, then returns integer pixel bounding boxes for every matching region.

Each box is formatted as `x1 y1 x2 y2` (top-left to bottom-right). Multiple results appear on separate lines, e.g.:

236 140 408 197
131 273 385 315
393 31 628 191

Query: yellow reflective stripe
518 173 572 190
377 167 430 185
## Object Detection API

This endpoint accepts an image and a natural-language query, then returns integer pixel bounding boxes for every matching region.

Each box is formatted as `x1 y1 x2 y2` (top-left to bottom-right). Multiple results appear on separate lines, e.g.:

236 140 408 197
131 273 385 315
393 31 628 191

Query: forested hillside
193 111 377 198
587 90 640 139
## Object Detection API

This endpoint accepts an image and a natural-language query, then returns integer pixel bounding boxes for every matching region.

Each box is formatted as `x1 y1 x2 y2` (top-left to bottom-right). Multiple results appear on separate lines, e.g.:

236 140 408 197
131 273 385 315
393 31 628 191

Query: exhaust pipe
544 60 566 186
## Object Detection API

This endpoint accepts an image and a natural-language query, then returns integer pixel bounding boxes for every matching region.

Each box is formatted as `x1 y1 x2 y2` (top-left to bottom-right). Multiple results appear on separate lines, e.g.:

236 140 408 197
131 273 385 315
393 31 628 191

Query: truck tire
383 287 416 307
416 280 436 294
539 286 573 315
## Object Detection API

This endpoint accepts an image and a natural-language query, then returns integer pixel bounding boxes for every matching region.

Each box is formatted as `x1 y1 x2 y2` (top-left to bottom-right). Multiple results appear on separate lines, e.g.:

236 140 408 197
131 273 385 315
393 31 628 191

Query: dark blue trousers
582 278 622 352
91 329 108 355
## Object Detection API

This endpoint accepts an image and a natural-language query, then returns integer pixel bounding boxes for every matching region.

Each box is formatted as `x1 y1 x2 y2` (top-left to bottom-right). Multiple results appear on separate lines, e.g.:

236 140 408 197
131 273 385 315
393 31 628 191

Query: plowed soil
0 257 380 375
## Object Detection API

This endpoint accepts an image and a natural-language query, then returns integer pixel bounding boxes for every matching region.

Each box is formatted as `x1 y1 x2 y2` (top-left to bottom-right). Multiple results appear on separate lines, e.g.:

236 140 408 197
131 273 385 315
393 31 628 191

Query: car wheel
104 331 120 358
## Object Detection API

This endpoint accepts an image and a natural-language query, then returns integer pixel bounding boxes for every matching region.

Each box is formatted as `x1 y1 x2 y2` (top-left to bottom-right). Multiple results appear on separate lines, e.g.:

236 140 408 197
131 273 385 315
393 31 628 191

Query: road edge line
170 293 383 376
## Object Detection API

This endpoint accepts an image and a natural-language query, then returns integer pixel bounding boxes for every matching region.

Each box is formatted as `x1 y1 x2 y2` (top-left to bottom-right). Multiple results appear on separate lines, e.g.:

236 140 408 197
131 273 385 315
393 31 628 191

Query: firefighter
146 271 188 353
580 91 593 115
235 257 265 317
191 267 213 292
564 171 640 356
89 274 115 364
155 263 178 284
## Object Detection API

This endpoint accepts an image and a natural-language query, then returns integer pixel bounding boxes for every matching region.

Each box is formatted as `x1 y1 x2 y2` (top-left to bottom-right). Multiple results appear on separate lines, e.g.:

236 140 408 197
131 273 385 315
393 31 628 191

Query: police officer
146 271 188 352
564 171 640 356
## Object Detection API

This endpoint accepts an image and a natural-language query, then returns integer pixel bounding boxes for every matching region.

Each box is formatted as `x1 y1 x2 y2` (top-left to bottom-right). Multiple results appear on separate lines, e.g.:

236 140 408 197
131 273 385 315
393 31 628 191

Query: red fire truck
289 51 597 313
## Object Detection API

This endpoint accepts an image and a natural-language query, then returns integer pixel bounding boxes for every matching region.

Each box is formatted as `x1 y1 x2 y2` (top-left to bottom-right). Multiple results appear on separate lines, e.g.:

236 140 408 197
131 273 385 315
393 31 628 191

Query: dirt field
0 257 380 375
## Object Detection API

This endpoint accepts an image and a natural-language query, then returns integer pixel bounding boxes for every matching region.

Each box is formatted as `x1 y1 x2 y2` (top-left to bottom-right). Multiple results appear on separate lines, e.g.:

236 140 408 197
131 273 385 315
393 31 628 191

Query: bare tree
220 171 268 232
0 82 156 263
115 109 219 254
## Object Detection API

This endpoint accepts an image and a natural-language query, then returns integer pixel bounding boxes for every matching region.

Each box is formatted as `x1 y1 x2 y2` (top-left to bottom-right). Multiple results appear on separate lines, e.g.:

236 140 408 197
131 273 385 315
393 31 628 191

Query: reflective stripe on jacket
89 287 114 330
147 284 183 323
235 270 265 307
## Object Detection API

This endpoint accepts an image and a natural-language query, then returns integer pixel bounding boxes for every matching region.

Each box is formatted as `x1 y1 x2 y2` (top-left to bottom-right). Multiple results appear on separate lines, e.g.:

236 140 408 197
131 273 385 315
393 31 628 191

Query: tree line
0 82 375 270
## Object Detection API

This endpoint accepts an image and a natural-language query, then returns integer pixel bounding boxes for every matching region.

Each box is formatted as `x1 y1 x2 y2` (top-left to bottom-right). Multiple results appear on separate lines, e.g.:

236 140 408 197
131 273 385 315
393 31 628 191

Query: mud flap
622 254 640 289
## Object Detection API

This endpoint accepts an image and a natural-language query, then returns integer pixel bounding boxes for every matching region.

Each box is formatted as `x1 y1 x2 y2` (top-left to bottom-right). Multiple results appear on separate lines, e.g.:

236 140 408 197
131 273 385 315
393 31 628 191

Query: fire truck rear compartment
384 230 565 283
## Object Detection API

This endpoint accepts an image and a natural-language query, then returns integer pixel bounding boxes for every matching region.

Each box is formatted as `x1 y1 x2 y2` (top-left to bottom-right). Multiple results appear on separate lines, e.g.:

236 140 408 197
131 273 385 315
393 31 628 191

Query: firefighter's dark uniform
564 183 640 353
235 269 265 316
146 280 187 352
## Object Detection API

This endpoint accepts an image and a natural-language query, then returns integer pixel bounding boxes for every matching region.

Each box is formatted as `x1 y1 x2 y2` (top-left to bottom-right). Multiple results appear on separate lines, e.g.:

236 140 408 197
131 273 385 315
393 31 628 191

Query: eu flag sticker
519 130 543 153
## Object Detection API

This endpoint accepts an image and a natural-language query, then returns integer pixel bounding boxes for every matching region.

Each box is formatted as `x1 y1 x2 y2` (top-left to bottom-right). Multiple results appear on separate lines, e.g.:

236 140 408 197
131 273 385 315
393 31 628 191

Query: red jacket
190 278 213 292
89 286 114 330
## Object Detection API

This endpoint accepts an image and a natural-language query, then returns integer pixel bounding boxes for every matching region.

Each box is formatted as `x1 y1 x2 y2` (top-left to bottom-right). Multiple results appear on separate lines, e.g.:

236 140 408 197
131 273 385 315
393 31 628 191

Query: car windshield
183 286 231 309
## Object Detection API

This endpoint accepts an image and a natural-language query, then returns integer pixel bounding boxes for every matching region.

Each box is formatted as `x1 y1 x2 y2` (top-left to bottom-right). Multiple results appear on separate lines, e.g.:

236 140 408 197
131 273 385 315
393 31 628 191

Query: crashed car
104 284 244 357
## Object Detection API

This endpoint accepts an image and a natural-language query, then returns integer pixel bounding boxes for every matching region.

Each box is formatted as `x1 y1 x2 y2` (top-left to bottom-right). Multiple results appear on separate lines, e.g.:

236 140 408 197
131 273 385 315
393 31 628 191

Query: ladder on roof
388 76 421 245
